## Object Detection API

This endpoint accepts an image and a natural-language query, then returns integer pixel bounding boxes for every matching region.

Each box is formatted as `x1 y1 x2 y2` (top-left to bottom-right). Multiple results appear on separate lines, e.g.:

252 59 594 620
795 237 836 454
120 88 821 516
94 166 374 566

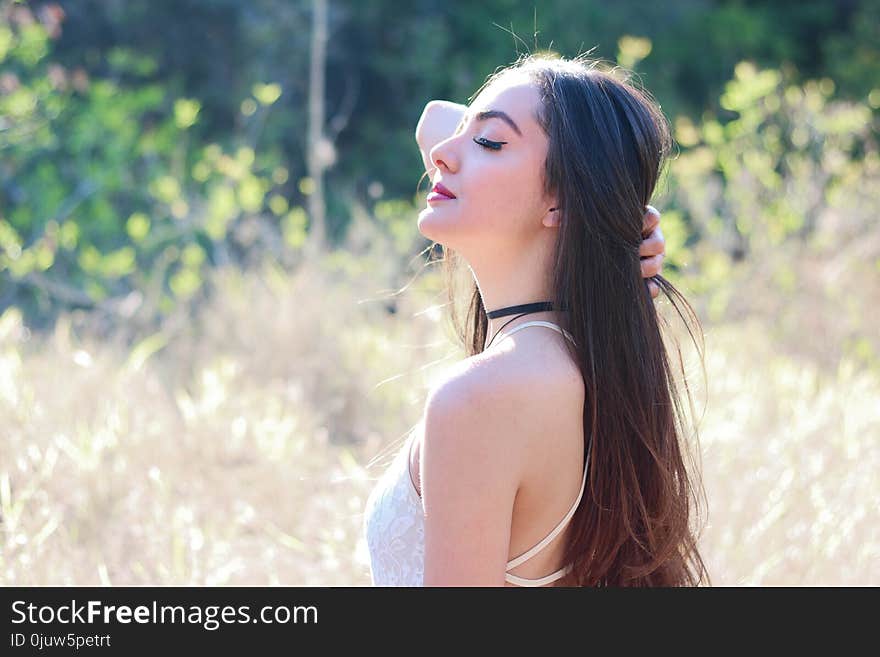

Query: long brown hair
436 53 711 586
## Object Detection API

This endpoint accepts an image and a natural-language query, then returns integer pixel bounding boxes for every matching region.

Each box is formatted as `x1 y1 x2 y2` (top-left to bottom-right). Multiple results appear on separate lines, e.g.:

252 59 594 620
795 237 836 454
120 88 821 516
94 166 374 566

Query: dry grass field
1 249 877 586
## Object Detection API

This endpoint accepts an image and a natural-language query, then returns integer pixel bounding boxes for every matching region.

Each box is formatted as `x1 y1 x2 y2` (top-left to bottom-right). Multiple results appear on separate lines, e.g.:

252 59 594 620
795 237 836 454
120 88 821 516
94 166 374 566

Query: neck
465 246 562 344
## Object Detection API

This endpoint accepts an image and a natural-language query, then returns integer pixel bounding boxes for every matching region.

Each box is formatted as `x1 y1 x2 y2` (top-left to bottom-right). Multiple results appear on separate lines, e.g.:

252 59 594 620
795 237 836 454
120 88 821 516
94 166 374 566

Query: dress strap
494 320 576 346
505 447 590 570
504 563 574 587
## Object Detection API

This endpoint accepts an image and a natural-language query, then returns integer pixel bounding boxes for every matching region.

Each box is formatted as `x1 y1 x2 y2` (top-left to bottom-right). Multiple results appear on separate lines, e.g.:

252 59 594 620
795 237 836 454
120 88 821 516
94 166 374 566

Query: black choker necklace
484 301 569 351
485 301 567 319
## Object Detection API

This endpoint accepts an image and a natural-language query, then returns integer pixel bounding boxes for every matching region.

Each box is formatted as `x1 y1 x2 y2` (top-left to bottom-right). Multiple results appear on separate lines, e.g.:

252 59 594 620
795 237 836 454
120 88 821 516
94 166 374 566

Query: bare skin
406 334 585 586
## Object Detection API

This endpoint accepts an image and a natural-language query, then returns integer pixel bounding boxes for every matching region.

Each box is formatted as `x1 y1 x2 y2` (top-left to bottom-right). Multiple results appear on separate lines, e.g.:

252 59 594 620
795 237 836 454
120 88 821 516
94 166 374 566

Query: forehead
470 73 542 133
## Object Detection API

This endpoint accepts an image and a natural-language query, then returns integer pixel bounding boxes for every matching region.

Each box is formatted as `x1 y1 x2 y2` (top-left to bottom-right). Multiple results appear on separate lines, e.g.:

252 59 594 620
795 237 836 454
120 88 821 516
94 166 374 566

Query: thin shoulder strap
494 320 576 345
506 443 591 570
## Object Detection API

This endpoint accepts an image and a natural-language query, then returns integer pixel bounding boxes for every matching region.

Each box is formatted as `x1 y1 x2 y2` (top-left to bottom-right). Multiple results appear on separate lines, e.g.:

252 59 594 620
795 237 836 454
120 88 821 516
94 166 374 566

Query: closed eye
472 137 507 151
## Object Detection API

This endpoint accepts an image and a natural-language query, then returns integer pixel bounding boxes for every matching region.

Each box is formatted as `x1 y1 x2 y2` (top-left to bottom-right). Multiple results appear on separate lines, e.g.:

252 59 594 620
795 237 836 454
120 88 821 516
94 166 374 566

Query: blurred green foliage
0 0 877 339
663 62 878 311
0 2 307 327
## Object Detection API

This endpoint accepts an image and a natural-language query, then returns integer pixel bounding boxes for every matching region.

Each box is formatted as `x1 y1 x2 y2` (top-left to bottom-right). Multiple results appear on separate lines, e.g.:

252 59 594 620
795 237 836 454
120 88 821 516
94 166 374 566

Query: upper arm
420 371 528 587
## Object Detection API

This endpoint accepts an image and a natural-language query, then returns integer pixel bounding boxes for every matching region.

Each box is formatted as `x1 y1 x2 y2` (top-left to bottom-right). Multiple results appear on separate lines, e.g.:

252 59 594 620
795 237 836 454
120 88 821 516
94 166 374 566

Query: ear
541 206 560 228
540 187 561 227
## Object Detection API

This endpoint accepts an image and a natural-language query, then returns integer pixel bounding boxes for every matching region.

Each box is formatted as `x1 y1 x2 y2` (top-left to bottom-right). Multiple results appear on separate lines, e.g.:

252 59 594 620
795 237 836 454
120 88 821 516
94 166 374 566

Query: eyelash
472 136 507 151
454 116 507 150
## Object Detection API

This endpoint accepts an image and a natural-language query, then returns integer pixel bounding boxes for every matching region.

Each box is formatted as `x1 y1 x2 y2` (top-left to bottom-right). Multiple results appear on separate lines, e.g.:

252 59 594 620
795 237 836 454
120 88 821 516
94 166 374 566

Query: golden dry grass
1 251 877 585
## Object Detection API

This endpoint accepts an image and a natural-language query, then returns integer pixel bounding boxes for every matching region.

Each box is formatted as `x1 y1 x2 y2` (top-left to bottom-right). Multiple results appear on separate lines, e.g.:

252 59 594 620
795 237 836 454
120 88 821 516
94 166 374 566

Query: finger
639 226 665 257
647 279 660 299
640 253 664 278
642 205 660 237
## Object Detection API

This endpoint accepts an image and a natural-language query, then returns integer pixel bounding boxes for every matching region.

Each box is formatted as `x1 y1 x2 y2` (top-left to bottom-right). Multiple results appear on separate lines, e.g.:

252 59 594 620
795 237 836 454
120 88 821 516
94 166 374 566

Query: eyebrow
473 109 522 137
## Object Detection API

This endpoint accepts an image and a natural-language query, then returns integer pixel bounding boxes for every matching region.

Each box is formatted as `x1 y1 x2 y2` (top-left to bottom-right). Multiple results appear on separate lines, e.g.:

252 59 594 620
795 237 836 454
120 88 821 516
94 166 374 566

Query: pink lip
430 183 456 199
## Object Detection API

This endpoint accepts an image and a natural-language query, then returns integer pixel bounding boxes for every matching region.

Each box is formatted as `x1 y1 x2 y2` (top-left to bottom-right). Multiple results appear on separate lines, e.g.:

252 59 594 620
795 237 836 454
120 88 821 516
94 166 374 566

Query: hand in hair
640 205 665 299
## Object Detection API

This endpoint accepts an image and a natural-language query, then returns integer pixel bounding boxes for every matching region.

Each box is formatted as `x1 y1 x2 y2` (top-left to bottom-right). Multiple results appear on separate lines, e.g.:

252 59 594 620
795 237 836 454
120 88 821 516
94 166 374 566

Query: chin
417 206 456 243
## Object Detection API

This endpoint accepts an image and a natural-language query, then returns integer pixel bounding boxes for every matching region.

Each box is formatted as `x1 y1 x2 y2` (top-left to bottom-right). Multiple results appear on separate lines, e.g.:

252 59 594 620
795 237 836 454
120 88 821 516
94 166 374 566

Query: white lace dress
362 427 426 586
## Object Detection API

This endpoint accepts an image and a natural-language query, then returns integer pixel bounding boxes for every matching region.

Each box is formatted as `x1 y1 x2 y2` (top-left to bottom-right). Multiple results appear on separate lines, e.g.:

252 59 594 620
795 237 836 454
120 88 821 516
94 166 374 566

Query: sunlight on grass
0 251 877 585
695 321 878 584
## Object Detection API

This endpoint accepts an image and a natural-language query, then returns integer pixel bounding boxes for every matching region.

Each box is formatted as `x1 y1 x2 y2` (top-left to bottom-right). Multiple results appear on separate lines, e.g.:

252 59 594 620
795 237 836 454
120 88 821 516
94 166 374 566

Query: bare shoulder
431 333 581 405
418 332 584 583
423 331 584 482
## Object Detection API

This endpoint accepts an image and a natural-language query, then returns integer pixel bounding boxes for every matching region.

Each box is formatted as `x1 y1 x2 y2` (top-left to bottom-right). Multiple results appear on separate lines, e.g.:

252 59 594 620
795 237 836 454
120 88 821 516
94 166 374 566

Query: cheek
468 155 542 227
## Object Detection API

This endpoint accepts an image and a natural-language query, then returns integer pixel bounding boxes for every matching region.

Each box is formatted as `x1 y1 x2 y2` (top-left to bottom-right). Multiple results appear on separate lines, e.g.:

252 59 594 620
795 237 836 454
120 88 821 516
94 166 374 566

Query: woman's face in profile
417 73 556 255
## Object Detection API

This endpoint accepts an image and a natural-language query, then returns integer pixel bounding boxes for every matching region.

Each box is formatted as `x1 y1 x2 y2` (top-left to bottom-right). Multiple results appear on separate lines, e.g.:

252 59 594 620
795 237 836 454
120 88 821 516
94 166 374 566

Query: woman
363 53 709 586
